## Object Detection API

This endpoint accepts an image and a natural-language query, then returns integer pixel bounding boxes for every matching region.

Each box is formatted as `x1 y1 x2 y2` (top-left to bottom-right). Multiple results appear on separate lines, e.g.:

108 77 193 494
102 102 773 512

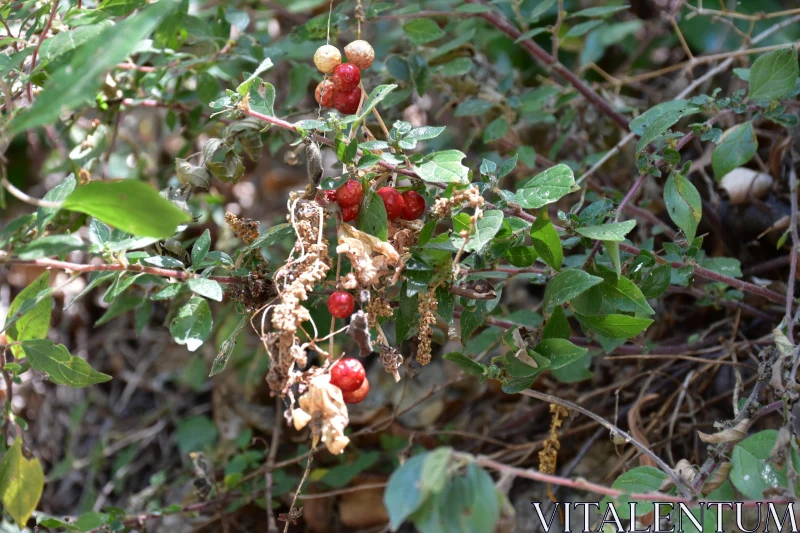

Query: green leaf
187 278 223 302
237 57 273 96
15 234 85 260
20 339 112 387
421 447 453 495
664 173 702 242
605 240 622 278
631 100 696 136
452 210 503 253
357 84 398 121
530 213 563 270
170 296 213 352
568 5 628 17
731 430 787 499
641 264 671 299
397 284 418 343
577 313 653 340
384 453 428 529
191 230 211 268
482 117 509 143
176 415 219 454
443 352 487 377
597 270 655 315
516 164 577 209
534 339 588 369
711 121 757 180
321 451 381 489
748 48 799 101
505 246 537 267
34 175 76 234
601 466 667 519
356 188 389 241
403 18 446 45
417 150 470 184
454 98 494 117
63 181 191 238
248 80 276 117
635 103 701 152
542 306 571 340
566 20 603 38
242 223 295 252
5 272 51 359
210 312 249 377
0 438 44 527
542 270 603 314
438 57 473 76
8 0 178 134
576 220 636 242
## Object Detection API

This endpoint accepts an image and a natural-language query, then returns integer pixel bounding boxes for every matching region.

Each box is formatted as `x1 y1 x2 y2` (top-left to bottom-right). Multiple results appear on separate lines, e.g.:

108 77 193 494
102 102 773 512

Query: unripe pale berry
344 40 375 71
333 87 361 115
330 358 366 392
328 291 355 318
377 187 405 220
315 80 336 108
314 45 342 74
342 377 370 404
332 63 361 92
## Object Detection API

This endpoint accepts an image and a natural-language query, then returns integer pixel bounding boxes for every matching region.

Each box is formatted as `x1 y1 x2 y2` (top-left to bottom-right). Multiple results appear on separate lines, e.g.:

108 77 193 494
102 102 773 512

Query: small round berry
315 80 336 108
342 377 370 404
328 291 355 319
401 190 426 220
333 86 361 115
313 45 342 74
342 204 359 222
330 358 366 392
344 40 375 71
377 187 405 220
332 63 361 92
336 180 363 208
317 189 337 205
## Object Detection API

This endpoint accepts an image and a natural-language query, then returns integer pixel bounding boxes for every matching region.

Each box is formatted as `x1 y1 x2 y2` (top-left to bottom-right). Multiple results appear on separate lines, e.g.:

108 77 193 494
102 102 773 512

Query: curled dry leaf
701 461 732 494
697 418 749 444
292 374 350 455
660 458 696 492
336 223 400 287
627 393 660 467
347 310 373 357
719 167 772 205
769 425 793 463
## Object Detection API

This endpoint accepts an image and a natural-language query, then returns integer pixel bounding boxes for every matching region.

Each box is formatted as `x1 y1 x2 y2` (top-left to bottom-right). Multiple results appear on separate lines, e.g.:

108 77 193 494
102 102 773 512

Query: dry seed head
344 40 375 70
314 45 342 74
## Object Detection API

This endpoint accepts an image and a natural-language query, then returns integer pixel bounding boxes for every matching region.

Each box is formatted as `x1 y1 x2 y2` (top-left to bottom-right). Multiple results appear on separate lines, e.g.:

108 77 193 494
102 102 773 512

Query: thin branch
27 0 59 103
786 165 798 342
1 174 62 208
463 0 630 131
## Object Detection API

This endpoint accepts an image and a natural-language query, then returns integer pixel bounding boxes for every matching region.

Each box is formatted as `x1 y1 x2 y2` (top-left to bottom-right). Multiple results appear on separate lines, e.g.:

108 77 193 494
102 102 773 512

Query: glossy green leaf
170 296 213 352
191 230 211 268
640 265 671 299
635 103 701 152
4 272 51 359
356 188 389 241
516 164 577 209
629 100 693 135
416 150 470 184
534 338 588 369
63 181 191 238
8 0 178 134
452 210 504 253
542 306 571 340
505 246 537 267
20 339 112 387
598 271 655 315
731 430 787 499
187 278 223 302
577 313 653 339
530 213 563 270
357 84 398 120
542 270 603 314
748 48 799 101
443 352 486 377
576 220 636 242
664 173 702 242
0 438 44 527
712 121 757 180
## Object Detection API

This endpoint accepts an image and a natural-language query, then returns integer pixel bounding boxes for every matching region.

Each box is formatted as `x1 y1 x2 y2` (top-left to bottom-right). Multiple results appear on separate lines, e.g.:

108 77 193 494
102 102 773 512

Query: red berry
330 358 366 392
342 204 359 222
377 187 405 220
336 180 363 208
401 190 426 220
332 63 361 92
328 291 355 319
342 377 370 404
334 86 361 115
315 80 336 108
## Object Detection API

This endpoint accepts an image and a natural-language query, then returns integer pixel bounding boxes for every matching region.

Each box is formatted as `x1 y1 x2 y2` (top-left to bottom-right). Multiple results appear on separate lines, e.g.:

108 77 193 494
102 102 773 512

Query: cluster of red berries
376 187 426 220
330 357 369 404
313 40 375 115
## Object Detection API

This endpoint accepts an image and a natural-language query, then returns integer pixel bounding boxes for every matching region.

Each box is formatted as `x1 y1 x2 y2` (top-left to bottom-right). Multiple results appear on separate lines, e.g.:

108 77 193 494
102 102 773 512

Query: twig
518 389 693 497
265 397 282 533
786 165 798 342
26 0 59 103
1 174 62 209
463 0 630 131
